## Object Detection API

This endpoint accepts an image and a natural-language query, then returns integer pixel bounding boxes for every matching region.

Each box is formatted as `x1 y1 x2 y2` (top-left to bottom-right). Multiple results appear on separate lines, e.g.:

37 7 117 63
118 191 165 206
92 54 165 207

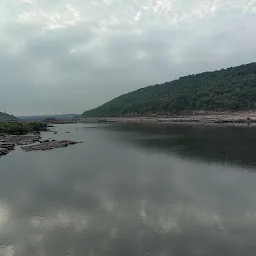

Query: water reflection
0 124 256 255
104 124 256 168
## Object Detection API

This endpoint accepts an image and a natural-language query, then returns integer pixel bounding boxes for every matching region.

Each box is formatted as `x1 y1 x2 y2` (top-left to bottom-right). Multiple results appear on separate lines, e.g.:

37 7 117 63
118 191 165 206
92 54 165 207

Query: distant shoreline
79 111 256 125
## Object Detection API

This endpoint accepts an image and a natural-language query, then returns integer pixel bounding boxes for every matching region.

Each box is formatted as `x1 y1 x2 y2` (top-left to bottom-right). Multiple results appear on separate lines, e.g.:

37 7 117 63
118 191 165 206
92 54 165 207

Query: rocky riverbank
81 111 256 125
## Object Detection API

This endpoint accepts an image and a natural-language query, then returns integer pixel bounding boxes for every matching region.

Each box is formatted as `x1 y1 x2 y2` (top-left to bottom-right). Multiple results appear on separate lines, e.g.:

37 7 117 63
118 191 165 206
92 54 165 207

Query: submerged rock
21 140 82 152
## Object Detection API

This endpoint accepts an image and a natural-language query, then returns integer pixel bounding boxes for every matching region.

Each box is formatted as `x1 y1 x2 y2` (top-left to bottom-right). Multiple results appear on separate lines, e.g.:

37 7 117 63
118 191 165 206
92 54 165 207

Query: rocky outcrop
0 135 40 157
0 142 15 157
0 143 15 150
0 128 82 157
21 140 82 152
0 133 82 156
0 135 41 146
0 148 10 156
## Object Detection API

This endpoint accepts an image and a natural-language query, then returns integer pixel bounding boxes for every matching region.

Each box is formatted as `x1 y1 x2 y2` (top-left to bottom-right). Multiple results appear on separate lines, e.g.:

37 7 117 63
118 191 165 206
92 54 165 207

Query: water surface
1 123 256 256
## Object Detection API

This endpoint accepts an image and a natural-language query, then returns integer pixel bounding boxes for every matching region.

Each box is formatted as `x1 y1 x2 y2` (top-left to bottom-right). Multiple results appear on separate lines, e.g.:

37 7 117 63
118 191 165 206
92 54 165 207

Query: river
1 123 256 256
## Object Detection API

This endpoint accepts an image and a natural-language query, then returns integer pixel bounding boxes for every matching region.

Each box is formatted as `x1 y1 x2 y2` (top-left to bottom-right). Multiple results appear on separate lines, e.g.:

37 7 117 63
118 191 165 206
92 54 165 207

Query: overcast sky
0 0 256 115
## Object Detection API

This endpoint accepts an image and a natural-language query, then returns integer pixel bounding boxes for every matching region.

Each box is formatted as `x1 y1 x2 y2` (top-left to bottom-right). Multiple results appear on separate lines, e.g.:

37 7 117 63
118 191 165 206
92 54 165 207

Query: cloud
0 0 255 115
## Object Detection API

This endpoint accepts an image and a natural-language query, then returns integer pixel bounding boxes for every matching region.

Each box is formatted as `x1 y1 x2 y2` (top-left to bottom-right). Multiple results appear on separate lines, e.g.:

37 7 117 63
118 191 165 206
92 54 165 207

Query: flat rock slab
0 135 41 146
0 135 41 157
21 140 82 152
0 143 15 150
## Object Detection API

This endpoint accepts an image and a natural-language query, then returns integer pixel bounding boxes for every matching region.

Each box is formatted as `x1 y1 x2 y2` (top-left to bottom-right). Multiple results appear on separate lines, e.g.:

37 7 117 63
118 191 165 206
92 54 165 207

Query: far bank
78 111 256 125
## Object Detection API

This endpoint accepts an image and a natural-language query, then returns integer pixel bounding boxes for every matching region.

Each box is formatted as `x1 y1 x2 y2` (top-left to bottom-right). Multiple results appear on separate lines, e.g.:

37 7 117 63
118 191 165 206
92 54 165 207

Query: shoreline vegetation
0 121 48 135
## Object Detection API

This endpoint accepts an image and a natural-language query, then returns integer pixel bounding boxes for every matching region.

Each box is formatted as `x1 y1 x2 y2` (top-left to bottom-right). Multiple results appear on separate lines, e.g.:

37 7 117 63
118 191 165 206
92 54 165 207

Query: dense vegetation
82 63 256 117
0 112 18 121
0 122 47 135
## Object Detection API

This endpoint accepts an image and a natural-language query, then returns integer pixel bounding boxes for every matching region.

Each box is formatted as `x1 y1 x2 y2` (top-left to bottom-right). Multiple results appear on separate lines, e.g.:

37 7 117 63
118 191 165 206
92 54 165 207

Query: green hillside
82 63 256 117
0 112 18 121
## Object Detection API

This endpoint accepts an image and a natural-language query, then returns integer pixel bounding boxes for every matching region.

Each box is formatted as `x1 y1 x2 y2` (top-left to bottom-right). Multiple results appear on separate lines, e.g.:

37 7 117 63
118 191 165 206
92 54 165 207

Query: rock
0 134 80 157
0 148 9 156
16 137 41 146
0 143 15 150
21 140 82 152
2 135 41 146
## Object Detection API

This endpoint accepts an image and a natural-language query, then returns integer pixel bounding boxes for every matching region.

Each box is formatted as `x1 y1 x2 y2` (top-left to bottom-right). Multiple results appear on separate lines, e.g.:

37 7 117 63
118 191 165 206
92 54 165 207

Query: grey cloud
0 0 255 115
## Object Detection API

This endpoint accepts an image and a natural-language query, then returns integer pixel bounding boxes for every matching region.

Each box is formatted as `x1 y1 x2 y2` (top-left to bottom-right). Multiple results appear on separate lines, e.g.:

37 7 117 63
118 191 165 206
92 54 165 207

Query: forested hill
0 112 18 121
82 63 256 117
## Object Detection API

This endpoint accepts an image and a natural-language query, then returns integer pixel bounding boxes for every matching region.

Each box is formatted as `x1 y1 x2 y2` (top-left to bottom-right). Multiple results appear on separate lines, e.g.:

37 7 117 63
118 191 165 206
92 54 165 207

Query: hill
82 63 256 117
0 112 18 121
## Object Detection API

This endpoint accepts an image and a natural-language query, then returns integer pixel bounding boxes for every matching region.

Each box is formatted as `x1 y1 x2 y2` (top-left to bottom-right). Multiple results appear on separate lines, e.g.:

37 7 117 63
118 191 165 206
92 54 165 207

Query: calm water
1 123 256 256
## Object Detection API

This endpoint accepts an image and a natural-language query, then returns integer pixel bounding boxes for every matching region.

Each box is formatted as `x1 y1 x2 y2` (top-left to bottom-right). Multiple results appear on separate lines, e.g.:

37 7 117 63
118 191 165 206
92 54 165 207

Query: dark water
1 123 256 256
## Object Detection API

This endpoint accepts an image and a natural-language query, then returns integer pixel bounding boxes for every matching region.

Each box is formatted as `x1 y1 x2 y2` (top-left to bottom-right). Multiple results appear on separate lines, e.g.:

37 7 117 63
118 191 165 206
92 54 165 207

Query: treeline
0 122 47 135
82 62 256 117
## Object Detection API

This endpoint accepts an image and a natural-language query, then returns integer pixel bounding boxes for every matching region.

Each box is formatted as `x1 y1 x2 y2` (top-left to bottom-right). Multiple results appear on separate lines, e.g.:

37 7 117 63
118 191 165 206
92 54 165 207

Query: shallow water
1 123 256 256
